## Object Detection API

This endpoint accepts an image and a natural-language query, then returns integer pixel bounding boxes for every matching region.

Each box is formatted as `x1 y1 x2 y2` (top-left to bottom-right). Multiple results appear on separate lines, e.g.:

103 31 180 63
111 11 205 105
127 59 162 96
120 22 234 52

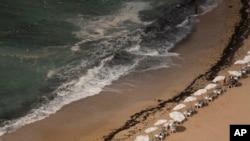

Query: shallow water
0 0 220 136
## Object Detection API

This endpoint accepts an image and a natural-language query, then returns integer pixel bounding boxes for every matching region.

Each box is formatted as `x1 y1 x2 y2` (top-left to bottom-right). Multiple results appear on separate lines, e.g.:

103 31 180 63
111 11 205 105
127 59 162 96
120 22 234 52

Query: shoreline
0 0 248 141
108 0 250 140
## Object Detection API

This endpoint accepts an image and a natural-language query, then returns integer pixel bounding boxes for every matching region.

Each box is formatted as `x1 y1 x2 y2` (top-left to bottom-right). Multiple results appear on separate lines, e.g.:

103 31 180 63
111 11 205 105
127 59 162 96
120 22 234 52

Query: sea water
0 0 221 136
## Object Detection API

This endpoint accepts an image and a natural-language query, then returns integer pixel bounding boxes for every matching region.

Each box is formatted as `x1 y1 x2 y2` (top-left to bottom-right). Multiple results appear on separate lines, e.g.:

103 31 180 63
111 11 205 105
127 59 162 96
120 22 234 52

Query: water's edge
103 0 250 140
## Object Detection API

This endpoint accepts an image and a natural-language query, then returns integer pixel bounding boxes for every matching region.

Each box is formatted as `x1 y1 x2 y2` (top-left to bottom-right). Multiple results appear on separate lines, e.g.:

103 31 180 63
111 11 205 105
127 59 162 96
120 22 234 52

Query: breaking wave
0 0 222 136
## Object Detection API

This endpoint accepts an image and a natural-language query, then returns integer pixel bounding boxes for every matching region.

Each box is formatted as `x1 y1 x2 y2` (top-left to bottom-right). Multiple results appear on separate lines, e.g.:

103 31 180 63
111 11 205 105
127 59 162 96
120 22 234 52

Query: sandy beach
1 0 249 141
114 0 250 140
141 30 250 141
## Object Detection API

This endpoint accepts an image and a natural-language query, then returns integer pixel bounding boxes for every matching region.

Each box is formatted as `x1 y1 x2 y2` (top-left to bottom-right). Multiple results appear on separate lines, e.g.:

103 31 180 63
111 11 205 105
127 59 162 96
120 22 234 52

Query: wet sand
162 33 250 141
0 0 248 141
129 23 250 141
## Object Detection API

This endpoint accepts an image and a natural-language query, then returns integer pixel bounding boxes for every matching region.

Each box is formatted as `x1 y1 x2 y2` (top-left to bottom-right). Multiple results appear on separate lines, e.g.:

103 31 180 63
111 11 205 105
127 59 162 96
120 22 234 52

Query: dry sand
0 0 249 141
162 36 250 141
139 34 250 141
122 0 250 141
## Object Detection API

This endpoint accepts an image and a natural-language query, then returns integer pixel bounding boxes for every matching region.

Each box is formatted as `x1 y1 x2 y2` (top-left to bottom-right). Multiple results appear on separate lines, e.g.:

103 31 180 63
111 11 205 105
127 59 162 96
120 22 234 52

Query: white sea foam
0 0 223 136
67 1 151 51
200 0 222 15
0 131 4 136
102 87 123 93
70 45 80 52
176 17 190 28
126 44 141 52
131 49 159 57
0 55 140 135
46 70 56 78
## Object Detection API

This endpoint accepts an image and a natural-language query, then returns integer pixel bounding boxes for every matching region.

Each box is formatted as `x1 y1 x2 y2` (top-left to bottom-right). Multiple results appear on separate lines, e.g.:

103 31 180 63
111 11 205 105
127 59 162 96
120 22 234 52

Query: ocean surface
0 0 221 136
